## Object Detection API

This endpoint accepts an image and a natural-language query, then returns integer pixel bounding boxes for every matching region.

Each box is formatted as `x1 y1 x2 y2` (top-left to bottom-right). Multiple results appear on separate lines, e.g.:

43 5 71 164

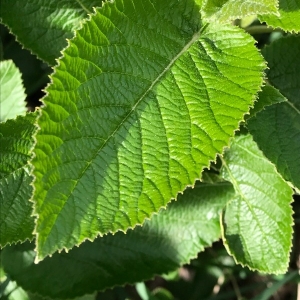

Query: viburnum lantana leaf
0 60 27 122
247 36 300 189
201 0 279 24
221 134 293 273
2 181 234 298
259 0 300 33
32 0 265 261
0 0 102 65
0 113 38 247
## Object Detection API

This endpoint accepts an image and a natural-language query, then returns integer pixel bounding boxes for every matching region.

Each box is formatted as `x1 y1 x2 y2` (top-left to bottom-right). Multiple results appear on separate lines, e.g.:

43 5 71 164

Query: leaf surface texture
0 60 27 122
221 134 293 273
201 0 278 23
248 36 300 189
0 113 37 246
259 0 300 32
33 0 265 260
0 0 102 65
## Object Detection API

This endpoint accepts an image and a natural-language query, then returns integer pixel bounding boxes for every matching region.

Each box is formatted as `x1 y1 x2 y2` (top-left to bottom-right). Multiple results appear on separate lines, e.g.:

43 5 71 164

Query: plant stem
246 25 275 35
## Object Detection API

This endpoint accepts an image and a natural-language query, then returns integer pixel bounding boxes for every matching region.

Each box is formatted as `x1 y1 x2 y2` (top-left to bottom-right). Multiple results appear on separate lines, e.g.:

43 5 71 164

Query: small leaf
248 35 300 189
32 0 265 261
259 0 300 33
248 102 300 190
247 85 287 119
2 181 234 298
0 113 38 247
201 0 279 24
262 35 300 109
221 134 293 274
0 0 102 65
0 60 27 122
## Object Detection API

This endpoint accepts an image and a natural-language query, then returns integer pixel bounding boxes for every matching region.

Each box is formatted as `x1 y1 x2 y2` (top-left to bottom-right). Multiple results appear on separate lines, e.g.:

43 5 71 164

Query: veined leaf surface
259 0 300 33
3 181 234 298
0 0 102 65
201 0 279 23
0 60 27 122
33 0 265 260
221 134 293 273
0 113 37 246
248 36 300 189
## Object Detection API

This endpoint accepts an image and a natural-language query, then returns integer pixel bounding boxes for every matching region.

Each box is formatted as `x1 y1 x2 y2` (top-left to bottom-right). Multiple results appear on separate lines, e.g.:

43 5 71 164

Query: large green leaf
259 0 300 33
0 0 102 65
2 181 234 299
221 134 293 273
201 0 279 23
248 36 300 189
0 113 37 247
0 60 27 122
33 0 265 261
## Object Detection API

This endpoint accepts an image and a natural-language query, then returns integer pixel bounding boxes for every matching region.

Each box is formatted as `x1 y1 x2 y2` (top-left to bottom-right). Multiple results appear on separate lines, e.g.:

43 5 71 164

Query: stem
245 25 277 35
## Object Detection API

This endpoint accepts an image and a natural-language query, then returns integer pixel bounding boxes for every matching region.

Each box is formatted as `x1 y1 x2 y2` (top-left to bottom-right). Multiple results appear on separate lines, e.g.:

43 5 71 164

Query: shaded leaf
259 0 300 33
248 36 300 189
2 181 234 298
0 60 27 122
248 102 300 190
0 0 102 65
0 113 38 247
247 85 286 119
201 0 279 23
221 134 293 273
262 35 300 109
32 0 265 261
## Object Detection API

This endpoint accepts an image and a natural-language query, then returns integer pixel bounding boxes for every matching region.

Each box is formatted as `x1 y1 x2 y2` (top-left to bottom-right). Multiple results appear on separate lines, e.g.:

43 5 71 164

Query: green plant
0 0 299 298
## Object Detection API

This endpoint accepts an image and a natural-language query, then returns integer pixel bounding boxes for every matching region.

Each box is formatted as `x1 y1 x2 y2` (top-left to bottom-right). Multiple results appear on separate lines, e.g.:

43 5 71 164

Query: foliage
0 0 299 299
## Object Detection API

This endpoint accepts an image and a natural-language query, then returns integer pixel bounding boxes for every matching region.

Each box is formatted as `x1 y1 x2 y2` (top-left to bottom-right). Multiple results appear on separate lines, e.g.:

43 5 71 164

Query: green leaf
221 134 293 274
259 0 300 33
247 85 287 119
0 60 27 122
33 0 265 261
248 102 300 190
0 0 102 65
262 35 300 109
0 113 38 247
201 0 279 24
247 36 300 189
2 181 234 298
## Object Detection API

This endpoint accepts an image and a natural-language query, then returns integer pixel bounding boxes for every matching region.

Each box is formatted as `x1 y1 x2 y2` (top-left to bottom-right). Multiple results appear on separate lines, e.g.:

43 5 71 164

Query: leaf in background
247 85 287 119
32 0 265 261
0 113 38 247
248 36 300 189
263 35 300 109
201 0 278 24
0 0 102 65
259 0 300 33
0 60 27 122
221 134 293 274
2 181 234 299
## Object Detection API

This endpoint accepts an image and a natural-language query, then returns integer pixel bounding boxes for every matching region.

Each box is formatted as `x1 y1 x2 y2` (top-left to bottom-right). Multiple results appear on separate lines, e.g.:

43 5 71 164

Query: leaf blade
201 0 279 24
0 0 102 65
33 0 265 260
221 134 293 274
0 60 27 122
0 113 38 247
259 0 300 33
